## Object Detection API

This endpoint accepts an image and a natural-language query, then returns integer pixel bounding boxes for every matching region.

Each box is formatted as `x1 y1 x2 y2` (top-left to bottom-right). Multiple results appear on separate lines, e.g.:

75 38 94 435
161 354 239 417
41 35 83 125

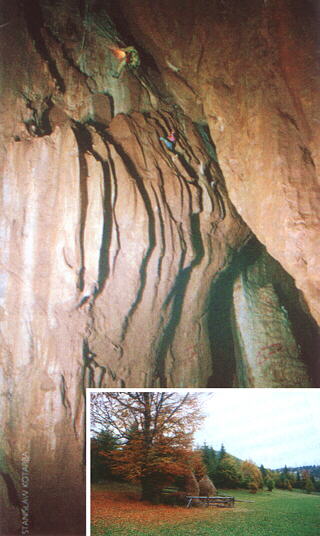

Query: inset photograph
88 389 320 536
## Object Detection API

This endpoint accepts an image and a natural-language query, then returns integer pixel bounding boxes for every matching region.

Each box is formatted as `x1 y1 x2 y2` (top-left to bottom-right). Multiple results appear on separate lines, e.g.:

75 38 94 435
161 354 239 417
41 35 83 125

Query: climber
160 130 177 154
111 46 140 78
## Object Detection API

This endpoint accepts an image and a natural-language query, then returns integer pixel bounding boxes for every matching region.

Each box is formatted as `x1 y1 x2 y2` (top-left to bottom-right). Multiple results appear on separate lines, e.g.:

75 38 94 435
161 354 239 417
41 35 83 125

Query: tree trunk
140 475 161 503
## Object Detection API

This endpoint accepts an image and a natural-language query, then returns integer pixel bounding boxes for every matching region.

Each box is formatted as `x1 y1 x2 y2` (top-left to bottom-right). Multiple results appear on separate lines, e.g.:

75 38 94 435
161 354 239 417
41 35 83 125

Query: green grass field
91 487 320 536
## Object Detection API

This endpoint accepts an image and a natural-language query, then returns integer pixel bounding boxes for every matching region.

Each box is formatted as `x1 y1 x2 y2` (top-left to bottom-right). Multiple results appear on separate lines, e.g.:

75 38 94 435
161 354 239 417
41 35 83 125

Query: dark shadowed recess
91 0 161 74
195 123 219 163
207 237 320 387
21 0 66 92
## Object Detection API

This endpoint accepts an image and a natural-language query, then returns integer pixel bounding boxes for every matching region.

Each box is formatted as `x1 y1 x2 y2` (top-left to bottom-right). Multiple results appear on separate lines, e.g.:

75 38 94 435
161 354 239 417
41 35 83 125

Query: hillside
277 465 320 479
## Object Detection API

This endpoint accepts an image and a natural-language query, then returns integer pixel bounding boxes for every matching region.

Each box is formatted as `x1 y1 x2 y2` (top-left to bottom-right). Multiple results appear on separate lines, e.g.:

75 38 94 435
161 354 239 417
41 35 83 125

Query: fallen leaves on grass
91 487 237 529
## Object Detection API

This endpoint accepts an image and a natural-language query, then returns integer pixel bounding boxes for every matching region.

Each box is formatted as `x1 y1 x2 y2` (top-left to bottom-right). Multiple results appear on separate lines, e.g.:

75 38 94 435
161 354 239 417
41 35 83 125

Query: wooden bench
186 496 235 508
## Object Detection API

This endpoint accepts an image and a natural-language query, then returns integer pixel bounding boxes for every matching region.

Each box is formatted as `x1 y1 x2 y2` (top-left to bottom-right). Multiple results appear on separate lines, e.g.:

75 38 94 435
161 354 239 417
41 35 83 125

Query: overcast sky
193 389 320 469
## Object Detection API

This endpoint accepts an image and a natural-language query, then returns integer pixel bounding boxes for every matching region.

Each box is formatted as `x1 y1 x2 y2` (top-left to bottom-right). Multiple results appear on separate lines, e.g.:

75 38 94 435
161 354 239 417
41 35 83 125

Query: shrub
249 481 258 494
266 478 274 492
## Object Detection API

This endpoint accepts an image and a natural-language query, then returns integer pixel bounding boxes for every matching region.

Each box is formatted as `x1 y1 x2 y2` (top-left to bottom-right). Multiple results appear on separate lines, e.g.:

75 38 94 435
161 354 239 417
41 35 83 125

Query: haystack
199 475 217 497
185 471 199 495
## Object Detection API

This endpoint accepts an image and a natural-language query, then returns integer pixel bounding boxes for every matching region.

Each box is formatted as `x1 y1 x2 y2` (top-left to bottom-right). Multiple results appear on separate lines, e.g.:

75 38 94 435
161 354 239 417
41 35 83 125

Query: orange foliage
92 392 206 493
241 460 263 488
99 443 207 505
103 436 205 483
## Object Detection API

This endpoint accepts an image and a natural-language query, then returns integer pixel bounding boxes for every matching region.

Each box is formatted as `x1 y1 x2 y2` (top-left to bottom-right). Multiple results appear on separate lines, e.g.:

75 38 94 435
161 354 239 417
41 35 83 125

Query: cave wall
232 249 312 387
208 239 319 388
0 1 319 534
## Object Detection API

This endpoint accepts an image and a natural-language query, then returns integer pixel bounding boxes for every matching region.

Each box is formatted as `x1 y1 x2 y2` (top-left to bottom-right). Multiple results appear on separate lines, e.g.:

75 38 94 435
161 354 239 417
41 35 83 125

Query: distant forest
198 444 320 493
277 465 320 479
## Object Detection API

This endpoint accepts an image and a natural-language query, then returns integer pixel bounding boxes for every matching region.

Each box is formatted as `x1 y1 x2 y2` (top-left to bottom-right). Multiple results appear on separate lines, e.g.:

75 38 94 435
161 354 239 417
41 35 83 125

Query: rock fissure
71 122 90 293
60 374 72 414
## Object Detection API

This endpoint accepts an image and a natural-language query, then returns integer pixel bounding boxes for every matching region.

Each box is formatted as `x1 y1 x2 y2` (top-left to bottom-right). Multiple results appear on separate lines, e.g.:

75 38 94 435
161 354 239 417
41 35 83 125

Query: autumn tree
241 460 263 491
305 478 315 494
301 470 315 494
214 453 242 488
90 392 206 502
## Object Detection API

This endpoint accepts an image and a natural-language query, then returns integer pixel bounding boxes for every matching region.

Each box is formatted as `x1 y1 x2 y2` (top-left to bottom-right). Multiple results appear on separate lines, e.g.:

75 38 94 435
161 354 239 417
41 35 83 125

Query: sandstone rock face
118 0 320 325
0 1 319 534
232 251 312 387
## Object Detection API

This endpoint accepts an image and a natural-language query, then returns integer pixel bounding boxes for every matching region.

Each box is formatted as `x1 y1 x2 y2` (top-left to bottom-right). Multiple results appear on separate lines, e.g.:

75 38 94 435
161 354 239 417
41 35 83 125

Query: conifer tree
91 429 119 482
219 443 226 460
